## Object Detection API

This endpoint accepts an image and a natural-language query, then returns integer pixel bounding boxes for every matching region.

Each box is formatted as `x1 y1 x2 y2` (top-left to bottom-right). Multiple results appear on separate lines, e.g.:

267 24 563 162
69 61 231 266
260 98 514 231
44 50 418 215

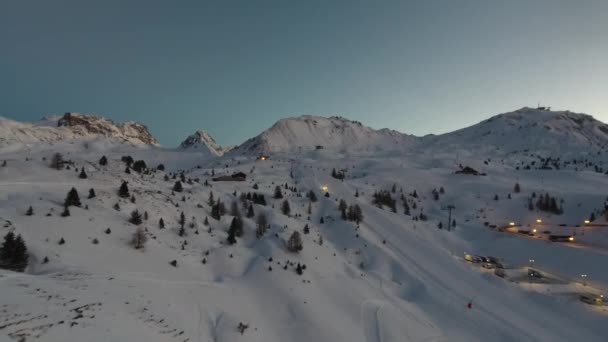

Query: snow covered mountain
0 113 158 147
178 130 224 155
232 115 418 155
424 107 608 155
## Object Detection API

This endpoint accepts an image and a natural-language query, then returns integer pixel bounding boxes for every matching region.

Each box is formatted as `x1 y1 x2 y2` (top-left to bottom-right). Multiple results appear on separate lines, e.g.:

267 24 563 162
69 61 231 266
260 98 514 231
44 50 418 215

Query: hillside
232 115 418 155
1 109 608 341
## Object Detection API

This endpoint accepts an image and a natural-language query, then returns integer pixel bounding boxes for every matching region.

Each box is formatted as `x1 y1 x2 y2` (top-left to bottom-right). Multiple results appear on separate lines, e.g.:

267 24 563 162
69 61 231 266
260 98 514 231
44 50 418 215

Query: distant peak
179 129 223 155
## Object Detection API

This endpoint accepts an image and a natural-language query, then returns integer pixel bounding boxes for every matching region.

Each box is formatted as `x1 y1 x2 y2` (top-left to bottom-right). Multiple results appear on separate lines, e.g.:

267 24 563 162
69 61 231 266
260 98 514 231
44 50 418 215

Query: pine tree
173 181 183 192
307 202 312 215
308 190 318 202
355 189 359 197
99 155 108 166
287 231 303 253
179 211 186 229
125 166 131 174
0 232 15 270
208 191 215 207
64 188 81 207
246 203 255 218
118 181 130 198
159 218 165 229
113 203 121 211
281 200 291 216
130 210 143 225
79 167 87 179
514 182 521 193
227 223 237 245
274 186 283 199
230 217 244 237
130 194 136 203
132 227 147 249
256 213 268 238
204 216 209 226
88 188 96 199
51 152 64 170
26 206 34 216
303 224 310 234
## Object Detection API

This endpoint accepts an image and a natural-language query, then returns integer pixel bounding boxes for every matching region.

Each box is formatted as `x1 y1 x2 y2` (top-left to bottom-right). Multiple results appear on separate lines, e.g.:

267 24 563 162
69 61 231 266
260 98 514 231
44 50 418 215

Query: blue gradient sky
1 0 607 146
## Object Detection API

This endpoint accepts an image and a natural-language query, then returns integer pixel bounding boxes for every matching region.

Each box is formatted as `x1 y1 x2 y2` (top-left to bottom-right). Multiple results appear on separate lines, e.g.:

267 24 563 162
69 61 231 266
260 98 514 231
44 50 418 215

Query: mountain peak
232 114 416 154
179 129 223 155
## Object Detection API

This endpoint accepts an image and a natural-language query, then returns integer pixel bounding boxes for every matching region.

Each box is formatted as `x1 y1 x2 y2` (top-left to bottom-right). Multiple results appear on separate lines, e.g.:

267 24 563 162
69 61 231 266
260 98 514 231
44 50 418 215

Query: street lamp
536 219 542 224
529 259 535 268
581 274 588 286
584 220 590 224
509 222 515 226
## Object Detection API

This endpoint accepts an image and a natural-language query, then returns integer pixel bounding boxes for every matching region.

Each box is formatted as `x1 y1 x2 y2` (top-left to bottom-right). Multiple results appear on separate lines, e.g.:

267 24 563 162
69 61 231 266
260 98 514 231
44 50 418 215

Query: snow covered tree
179 211 186 229
61 205 70 217
125 166 131 174
129 210 143 225
25 206 34 216
132 160 147 173
287 231 303 253
307 202 312 215
308 190 318 202
79 167 88 179
118 181 130 198
226 224 237 245
514 182 521 193
64 187 81 207
0 232 28 272
303 224 310 234
274 185 283 199
173 181 183 192
132 227 148 249
256 213 268 238
347 204 363 224
88 188 96 199
281 200 291 216
230 216 244 237
50 152 64 170
203 216 209 226
208 191 215 207
99 155 108 166
246 203 255 218
159 218 165 229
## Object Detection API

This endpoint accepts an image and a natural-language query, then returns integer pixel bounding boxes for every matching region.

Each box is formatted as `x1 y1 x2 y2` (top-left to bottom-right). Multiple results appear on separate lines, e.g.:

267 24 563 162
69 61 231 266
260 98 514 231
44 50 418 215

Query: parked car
580 294 604 306
528 269 542 278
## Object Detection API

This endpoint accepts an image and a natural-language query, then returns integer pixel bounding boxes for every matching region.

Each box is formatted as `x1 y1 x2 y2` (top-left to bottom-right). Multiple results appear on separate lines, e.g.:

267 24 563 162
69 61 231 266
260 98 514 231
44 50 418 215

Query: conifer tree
88 188 96 199
274 185 283 199
132 227 147 249
26 206 34 216
130 210 143 225
65 187 82 207
256 213 268 238
287 231 303 253
79 167 88 179
118 181 130 198
246 203 255 218
281 200 291 216
99 155 108 166
159 218 165 229
208 191 215 207
173 181 183 192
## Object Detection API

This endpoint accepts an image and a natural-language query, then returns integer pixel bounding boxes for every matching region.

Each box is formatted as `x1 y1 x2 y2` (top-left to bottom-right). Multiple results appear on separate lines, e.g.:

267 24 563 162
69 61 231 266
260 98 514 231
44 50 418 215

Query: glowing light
584 220 590 224
569 237 575 241
321 185 329 192
532 229 537 233
536 219 542 223
509 222 515 226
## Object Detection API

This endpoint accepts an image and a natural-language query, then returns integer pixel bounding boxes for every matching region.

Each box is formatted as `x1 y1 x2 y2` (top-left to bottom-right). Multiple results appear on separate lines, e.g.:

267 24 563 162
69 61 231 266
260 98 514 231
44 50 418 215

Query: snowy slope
424 107 608 155
0 113 158 148
2 109 608 342
232 115 418 155
179 130 224 156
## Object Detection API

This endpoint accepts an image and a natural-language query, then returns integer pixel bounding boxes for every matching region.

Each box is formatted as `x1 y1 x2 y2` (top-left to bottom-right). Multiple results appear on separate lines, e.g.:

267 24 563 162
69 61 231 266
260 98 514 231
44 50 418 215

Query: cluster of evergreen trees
338 199 364 223
239 192 267 206
535 193 563 214
331 168 345 180
372 190 397 212
0 232 28 272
